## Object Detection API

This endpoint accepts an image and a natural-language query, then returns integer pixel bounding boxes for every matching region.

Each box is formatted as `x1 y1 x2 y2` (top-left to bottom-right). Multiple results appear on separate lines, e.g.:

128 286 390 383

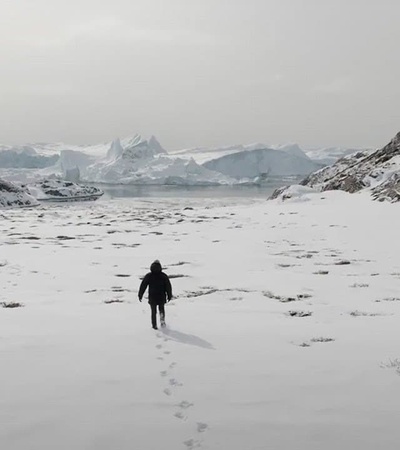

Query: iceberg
0 134 328 186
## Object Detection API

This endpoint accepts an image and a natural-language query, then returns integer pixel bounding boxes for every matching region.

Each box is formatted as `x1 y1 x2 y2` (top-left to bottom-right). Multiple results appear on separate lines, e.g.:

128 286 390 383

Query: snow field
0 192 400 449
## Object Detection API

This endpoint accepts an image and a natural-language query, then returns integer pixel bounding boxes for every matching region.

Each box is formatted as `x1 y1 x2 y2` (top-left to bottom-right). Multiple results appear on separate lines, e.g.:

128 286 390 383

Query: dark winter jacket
138 260 172 305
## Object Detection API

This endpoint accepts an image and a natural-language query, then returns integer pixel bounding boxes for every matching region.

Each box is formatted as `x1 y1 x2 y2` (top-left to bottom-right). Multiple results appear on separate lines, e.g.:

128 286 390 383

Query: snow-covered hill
0 177 103 208
0 179 38 208
302 132 400 201
271 132 400 203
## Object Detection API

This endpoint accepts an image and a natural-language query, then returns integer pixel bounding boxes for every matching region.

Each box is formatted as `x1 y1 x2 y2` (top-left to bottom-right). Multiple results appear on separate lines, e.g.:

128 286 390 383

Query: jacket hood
150 260 162 273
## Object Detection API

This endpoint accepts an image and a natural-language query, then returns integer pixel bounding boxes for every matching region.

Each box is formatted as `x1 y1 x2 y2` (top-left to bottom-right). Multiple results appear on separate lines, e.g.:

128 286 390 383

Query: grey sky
1 0 399 150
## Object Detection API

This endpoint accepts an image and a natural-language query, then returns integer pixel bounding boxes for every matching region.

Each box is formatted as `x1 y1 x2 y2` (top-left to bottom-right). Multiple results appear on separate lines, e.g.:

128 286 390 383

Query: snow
300 132 400 202
0 179 38 208
0 178 103 207
1 191 400 449
270 184 317 202
26 179 103 202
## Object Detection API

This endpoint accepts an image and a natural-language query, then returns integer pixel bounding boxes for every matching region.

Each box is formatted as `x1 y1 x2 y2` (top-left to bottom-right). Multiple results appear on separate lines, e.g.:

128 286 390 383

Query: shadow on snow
161 328 215 350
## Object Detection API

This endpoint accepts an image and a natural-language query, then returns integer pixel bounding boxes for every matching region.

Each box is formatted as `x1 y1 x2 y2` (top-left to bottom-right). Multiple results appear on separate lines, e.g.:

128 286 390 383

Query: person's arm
165 274 172 301
138 274 150 301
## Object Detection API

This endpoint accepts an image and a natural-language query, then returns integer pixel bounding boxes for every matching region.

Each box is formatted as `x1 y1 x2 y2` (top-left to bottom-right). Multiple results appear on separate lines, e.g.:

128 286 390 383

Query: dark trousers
150 303 165 328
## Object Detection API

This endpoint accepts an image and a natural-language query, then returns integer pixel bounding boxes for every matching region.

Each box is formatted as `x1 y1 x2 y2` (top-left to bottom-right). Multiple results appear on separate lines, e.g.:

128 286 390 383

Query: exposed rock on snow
300 150 372 192
0 178 38 208
27 179 103 202
371 172 400 203
271 132 400 203
301 132 400 202
268 184 316 201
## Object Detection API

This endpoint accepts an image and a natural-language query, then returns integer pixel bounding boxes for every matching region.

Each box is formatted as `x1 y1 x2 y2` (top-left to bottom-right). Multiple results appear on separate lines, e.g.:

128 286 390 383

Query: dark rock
299 131 400 202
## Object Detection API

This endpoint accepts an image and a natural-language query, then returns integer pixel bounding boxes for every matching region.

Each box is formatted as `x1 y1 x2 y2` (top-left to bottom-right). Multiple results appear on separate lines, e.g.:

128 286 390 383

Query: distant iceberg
0 134 349 186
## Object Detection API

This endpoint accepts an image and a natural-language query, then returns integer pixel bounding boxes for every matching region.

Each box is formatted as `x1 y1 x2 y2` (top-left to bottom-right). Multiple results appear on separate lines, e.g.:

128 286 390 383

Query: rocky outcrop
371 173 400 202
27 179 103 202
300 150 372 190
269 184 316 201
0 179 38 208
297 132 400 202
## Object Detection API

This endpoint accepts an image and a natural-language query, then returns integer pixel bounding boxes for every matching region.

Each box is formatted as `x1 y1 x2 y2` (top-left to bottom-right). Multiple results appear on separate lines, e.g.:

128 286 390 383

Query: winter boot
160 314 166 328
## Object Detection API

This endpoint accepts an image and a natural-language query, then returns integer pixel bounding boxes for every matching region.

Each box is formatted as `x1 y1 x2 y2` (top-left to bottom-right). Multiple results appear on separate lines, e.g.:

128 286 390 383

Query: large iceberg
0 146 59 169
0 134 334 186
203 147 321 179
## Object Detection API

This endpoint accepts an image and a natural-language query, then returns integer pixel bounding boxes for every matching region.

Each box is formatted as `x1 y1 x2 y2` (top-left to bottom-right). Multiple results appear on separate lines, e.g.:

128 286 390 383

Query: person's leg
159 303 165 326
150 303 157 329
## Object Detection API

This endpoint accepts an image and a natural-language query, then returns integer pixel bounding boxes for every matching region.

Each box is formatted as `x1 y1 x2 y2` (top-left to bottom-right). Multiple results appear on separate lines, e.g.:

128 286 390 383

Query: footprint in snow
160 370 168 377
183 438 201 449
197 422 208 433
163 388 172 396
169 378 183 387
174 411 186 420
178 400 194 409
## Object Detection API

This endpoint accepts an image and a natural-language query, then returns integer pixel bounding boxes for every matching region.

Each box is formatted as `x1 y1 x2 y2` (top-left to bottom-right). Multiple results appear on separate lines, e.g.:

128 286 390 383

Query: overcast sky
1 0 399 150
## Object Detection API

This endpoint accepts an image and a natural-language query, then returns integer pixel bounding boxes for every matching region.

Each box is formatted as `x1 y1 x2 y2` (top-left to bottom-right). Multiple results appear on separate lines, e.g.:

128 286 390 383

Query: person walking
138 260 172 330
